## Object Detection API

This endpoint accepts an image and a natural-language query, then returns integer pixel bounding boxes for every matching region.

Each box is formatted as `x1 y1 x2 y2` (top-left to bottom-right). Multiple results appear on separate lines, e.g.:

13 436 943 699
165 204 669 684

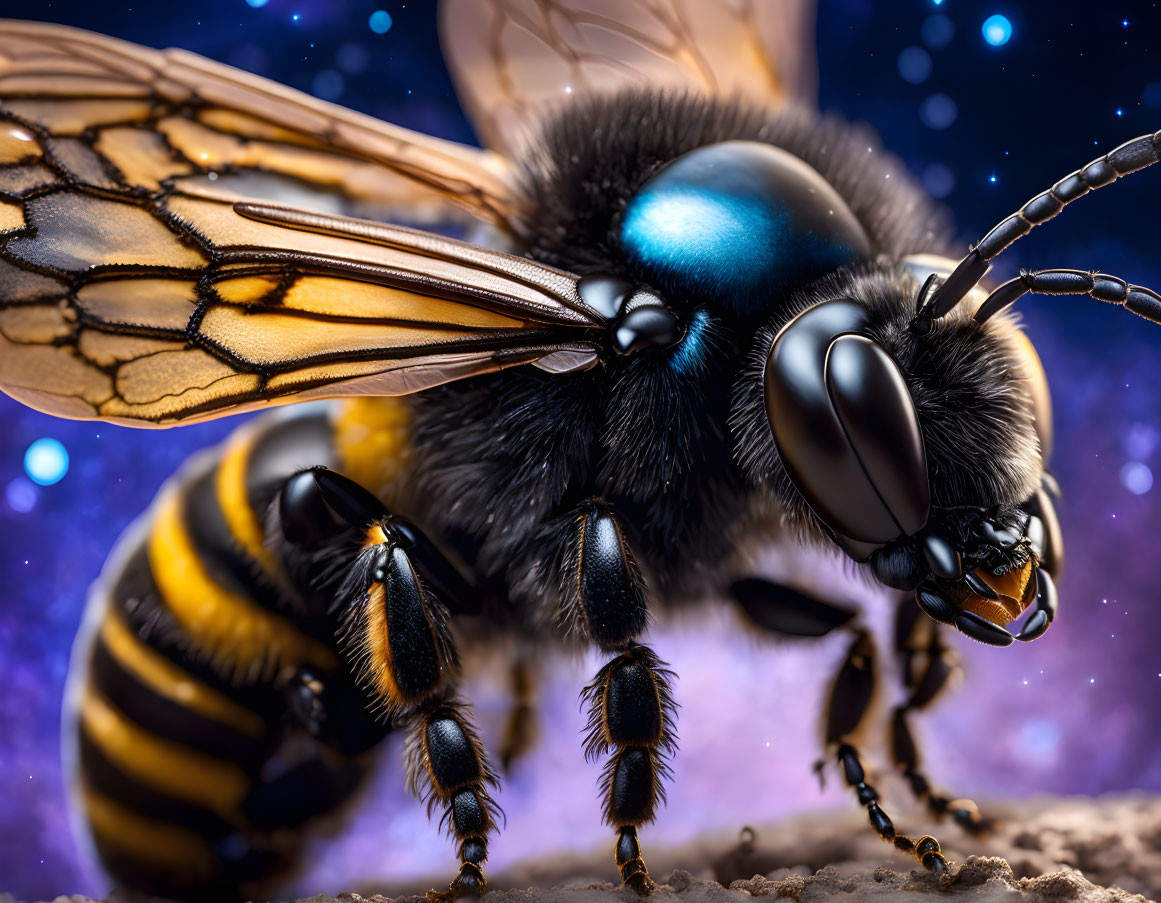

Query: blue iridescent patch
621 141 870 317
668 308 712 375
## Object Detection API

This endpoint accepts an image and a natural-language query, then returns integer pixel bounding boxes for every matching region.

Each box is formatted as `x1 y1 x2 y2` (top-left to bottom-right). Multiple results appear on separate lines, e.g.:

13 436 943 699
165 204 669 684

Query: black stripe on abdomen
78 729 235 843
107 542 279 713
88 638 268 768
183 465 336 646
74 407 382 900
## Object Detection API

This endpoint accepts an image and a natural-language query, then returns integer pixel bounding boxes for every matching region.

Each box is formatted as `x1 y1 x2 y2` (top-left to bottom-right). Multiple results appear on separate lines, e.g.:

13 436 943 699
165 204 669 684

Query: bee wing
0 190 601 428
0 20 604 429
0 19 519 230
439 0 818 156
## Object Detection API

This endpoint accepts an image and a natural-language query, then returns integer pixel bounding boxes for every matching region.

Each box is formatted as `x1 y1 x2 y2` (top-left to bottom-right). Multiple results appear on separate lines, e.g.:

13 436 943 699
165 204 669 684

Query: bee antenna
914 130 1161 328
974 268 1161 326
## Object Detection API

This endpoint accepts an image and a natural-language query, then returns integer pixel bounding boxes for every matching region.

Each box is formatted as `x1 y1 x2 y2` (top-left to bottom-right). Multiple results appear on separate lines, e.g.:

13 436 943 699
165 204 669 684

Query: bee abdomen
67 406 388 900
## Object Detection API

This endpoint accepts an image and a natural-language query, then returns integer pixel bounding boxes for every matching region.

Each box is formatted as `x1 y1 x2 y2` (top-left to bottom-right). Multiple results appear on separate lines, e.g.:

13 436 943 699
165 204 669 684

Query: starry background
3 0 1161 899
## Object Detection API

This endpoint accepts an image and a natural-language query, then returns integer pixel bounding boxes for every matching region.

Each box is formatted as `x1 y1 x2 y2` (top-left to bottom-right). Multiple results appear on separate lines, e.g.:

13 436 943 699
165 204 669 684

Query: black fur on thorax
513 88 950 274
401 88 1036 620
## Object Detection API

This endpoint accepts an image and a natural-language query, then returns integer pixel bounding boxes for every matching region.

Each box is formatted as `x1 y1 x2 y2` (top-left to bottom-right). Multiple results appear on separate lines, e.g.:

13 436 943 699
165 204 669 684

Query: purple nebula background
3 1 1161 899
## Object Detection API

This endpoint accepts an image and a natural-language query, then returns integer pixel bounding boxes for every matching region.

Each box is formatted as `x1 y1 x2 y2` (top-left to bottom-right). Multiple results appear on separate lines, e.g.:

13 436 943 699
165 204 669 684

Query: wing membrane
439 0 817 156
0 186 599 427
0 18 518 228
0 20 605 428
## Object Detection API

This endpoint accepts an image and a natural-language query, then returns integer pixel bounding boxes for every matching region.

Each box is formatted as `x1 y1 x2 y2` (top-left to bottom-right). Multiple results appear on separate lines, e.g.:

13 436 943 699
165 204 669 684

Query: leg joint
573 502 648 650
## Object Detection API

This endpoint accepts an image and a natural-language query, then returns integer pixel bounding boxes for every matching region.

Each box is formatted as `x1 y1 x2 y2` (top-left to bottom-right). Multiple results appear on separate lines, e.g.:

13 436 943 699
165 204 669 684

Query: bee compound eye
612 305 683 355
764 300 931 555
578 274 635 320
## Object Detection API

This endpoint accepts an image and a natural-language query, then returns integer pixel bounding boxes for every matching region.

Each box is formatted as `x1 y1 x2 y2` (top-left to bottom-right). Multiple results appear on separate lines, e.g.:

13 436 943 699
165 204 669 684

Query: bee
0 2 1156 900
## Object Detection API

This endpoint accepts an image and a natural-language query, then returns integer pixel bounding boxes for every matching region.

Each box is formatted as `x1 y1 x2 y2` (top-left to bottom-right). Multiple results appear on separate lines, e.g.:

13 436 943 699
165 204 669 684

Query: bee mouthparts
958 558 1037 627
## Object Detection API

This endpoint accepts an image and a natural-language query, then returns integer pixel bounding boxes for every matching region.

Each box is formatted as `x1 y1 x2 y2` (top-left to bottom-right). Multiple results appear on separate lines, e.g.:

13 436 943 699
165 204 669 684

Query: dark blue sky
3 1 1161 899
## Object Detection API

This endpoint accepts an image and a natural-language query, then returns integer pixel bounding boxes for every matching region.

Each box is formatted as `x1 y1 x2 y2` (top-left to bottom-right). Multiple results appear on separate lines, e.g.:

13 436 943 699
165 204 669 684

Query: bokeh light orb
897 46 932 85
337 42 370 75
1125 423 1159 459
244 0 269 7
312 69 344 100
369 10 393 34
1015 718 1061 765
921 13 955 49
1121 461 1154 495
5 477 38 513
919 93 958 130
1139 81 1160 108
982 14 1013 47
24 437 69 487
922 162 955 198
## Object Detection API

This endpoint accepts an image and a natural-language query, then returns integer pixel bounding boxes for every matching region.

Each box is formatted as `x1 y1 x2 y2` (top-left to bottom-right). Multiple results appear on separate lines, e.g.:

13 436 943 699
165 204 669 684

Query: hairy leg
278 467 499 900
560 500 675 893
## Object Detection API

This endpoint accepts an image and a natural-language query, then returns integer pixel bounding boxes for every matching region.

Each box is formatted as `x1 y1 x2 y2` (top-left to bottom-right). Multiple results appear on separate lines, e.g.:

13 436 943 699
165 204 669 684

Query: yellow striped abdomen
67 400 412 900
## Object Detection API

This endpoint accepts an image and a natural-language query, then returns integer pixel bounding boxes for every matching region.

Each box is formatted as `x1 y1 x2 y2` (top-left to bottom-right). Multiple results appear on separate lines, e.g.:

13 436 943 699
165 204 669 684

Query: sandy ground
333 794 1160 903
6 795 1157 903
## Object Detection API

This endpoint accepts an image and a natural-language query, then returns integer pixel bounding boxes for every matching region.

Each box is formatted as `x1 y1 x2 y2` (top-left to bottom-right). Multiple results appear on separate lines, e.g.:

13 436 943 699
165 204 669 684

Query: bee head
736 129 1161 645
764 129 1161 644
734 260 1057 645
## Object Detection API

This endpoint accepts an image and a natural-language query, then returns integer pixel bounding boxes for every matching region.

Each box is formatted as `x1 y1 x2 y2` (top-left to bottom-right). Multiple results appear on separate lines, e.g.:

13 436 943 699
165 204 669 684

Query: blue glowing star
982 15 1012 46
369 10 394 33
24 437 69 487
244 0 268 7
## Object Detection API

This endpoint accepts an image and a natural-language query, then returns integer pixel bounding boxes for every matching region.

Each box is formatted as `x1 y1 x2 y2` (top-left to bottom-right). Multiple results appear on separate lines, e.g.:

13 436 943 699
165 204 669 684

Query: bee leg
274 466 386 613
280 467 496 899
1024 475 1064 579
282 666 390 757
567 501 673 894
891 601 995 835
276 466 478 613
327 493 496 901
499 656 538 774
582 644 677 895
729 577 857 637
824 630 954 881
405 697 500 903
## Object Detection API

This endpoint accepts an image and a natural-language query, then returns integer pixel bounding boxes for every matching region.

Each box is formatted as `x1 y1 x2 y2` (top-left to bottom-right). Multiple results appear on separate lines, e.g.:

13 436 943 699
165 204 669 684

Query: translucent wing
0 191 600 427
0 19 519 229
0 20 603 428
439 0 818 156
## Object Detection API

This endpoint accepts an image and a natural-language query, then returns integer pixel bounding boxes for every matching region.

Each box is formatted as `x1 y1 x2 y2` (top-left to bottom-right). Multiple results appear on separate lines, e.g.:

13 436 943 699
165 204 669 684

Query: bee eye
764 299 930 559
620 141 871 318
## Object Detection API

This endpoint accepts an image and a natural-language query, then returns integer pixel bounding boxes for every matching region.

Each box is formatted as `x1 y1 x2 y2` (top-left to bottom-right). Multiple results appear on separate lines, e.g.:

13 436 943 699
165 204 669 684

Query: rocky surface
296 858 1149 903
6 795 1156 903
336 795 1160 903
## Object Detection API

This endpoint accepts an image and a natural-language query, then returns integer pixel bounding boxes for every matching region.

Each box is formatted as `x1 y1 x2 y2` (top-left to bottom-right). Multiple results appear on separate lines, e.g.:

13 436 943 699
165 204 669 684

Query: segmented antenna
912 130 1161 332
976 268 1161 325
